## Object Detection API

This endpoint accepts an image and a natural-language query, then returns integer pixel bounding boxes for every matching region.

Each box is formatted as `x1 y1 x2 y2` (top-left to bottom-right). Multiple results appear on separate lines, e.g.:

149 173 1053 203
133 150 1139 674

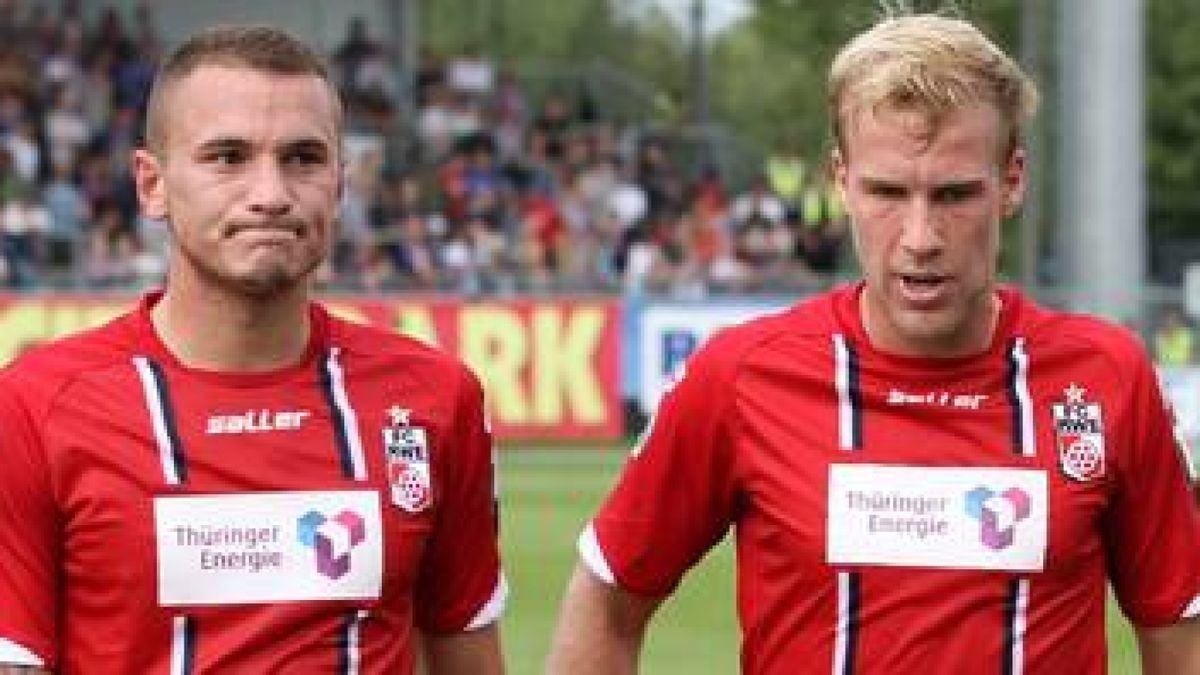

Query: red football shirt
0 294 505 674
586 284 1200 674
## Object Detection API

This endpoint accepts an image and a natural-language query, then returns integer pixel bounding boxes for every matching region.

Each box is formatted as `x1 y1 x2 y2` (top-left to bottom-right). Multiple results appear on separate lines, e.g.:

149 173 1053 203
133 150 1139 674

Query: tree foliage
1146 0 1200 239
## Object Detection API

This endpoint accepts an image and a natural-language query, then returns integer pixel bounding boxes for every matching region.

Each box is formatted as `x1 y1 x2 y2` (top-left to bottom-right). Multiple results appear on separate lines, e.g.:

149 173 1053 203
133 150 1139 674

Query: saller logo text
207 410 311 435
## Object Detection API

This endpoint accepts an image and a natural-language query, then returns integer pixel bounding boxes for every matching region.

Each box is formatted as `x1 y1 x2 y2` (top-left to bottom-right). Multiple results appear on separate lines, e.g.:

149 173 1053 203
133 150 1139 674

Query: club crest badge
1052 383 1106 482
383 405 432 512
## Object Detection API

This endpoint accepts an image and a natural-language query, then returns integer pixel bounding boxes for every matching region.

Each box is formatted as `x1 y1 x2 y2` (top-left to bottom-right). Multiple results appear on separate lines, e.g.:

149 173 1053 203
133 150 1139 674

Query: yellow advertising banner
0 294 623 440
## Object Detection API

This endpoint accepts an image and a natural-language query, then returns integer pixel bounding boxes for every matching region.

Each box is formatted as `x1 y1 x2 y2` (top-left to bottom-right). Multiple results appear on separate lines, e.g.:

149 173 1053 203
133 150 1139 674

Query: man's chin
889 309 959 347
227 265 307 298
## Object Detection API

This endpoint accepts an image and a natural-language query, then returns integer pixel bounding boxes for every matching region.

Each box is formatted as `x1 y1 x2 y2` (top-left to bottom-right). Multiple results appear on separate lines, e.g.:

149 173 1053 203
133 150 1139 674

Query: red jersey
0 294 505 674
585 284 1200 674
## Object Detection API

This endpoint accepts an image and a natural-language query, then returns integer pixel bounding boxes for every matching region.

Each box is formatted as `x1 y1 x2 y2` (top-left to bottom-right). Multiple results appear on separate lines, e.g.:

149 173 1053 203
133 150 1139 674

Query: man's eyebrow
859 176 907 191
930 179 986 196
195 136 250 151
933 178 985 189
283 138 333 153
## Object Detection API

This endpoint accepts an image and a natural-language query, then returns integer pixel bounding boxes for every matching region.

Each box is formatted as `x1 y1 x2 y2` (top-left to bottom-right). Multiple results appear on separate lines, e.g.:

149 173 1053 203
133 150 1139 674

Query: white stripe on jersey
466 573 510 630
133 356 182 485
344 609 368 675
833 335 854 450
577 522 617 585
1010 578 1030 675
169 615 190 675
0 637 43 666
1010 338 1036 457
1183 593 1200 619
325 348 368 481
832 571 852 675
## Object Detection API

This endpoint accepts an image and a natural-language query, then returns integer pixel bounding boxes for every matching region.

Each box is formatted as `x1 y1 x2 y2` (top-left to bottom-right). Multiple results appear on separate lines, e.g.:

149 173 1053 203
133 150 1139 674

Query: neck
860 289 1002 359
152 283 312 372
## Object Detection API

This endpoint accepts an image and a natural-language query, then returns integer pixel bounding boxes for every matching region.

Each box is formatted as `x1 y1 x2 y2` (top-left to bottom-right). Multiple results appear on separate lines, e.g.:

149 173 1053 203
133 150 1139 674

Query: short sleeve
414 367 506 633
1105 355 1200 626
585 337 741 597
0 377 60 666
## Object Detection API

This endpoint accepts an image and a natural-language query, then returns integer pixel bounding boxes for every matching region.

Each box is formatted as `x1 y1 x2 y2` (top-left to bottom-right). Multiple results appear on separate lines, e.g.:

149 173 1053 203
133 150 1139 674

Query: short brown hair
143 24 341 154
829 14 1038 159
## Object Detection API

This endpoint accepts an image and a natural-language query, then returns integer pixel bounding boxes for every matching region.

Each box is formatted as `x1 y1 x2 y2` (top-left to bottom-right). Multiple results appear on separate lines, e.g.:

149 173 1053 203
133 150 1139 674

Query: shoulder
0 310 138 415
1016 293 1149 369
324 310 479 389
693 291 839 370
681 289 840 384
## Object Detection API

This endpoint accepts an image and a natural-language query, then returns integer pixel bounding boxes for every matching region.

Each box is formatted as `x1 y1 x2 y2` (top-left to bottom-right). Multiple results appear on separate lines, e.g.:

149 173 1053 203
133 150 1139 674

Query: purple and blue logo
297 510 366 579
965 487 1031 550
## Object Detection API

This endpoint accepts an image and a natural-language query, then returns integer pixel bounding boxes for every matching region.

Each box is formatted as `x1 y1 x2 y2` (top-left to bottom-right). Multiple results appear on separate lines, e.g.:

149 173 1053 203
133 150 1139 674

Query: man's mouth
897 273 951 304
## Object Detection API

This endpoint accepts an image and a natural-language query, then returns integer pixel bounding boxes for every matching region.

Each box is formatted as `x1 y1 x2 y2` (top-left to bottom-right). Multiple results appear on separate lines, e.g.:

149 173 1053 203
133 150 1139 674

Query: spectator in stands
491 67 528 162
387 212 441 289
44 84 90 171
532 92 574 155
765 141 805 210
87 5 135 63
614 208 698 297
1155 306 1196 366
729 174 786 229
440 214 508 295
80 46 114 133
112 30 157 113
332 16 375 94
81 199 129 287
5 119 38 187
0 184 47 287
41 19 87 106
514 168 567 289
448 44 495 100
416 82 461 162
0 4 851 295
792 173 847 277
636 137 677 215
41 158 88 280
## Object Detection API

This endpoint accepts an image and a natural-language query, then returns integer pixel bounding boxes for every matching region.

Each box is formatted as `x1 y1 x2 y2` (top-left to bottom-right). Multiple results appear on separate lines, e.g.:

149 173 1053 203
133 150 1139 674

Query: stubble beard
174 239 322 301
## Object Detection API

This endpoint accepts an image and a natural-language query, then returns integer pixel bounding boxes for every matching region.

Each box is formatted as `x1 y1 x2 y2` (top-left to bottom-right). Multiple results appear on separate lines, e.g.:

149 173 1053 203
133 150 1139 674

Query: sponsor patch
827 464 1047 571
1052 383 1106 482
154 490 382 605
383 405 433 512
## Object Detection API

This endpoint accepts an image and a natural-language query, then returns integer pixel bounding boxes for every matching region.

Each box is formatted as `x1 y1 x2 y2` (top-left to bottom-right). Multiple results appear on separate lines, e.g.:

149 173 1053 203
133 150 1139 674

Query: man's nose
247 160 292 217
898 199 942 257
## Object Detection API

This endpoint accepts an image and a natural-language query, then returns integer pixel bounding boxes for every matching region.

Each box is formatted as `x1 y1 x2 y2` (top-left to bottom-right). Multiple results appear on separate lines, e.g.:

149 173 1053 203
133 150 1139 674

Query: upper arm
422 624 504 675
0 384 59 667
415 368 506 631
1136 617 1200 675
546 563 664 675
1106 355 1200 624
587 344 741 597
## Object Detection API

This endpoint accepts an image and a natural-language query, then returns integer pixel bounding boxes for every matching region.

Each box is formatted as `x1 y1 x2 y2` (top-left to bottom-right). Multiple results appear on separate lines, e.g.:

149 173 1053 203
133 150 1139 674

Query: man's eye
933 185 981 203
869 185 907 200
283 149 327 166
205 149 244 165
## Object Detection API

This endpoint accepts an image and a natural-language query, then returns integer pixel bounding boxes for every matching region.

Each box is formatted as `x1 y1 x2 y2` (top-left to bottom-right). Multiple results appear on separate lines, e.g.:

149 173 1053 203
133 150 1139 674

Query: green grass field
499 446 1142 673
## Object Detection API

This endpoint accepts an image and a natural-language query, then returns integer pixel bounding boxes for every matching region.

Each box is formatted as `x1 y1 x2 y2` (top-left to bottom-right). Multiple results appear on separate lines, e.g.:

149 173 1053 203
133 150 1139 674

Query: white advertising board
638 302 788 415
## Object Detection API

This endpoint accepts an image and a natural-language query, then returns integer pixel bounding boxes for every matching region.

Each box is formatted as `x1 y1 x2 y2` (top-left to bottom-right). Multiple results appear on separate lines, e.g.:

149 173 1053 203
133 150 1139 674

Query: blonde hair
829 14 1039 158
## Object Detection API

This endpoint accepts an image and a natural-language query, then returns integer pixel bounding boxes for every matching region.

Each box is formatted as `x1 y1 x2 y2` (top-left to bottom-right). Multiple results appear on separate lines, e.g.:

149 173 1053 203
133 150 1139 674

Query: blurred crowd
0 3 849 296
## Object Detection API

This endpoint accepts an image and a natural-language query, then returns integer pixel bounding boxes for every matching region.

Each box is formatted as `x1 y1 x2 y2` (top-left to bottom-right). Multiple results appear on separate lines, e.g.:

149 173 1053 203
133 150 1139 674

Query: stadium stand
0 3 846 297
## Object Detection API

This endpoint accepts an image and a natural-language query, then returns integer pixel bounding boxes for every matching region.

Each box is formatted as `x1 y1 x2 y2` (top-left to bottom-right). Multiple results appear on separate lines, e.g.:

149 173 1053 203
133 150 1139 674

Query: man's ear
831 147 849 206
132 148 168 220
1002 147 1027 219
